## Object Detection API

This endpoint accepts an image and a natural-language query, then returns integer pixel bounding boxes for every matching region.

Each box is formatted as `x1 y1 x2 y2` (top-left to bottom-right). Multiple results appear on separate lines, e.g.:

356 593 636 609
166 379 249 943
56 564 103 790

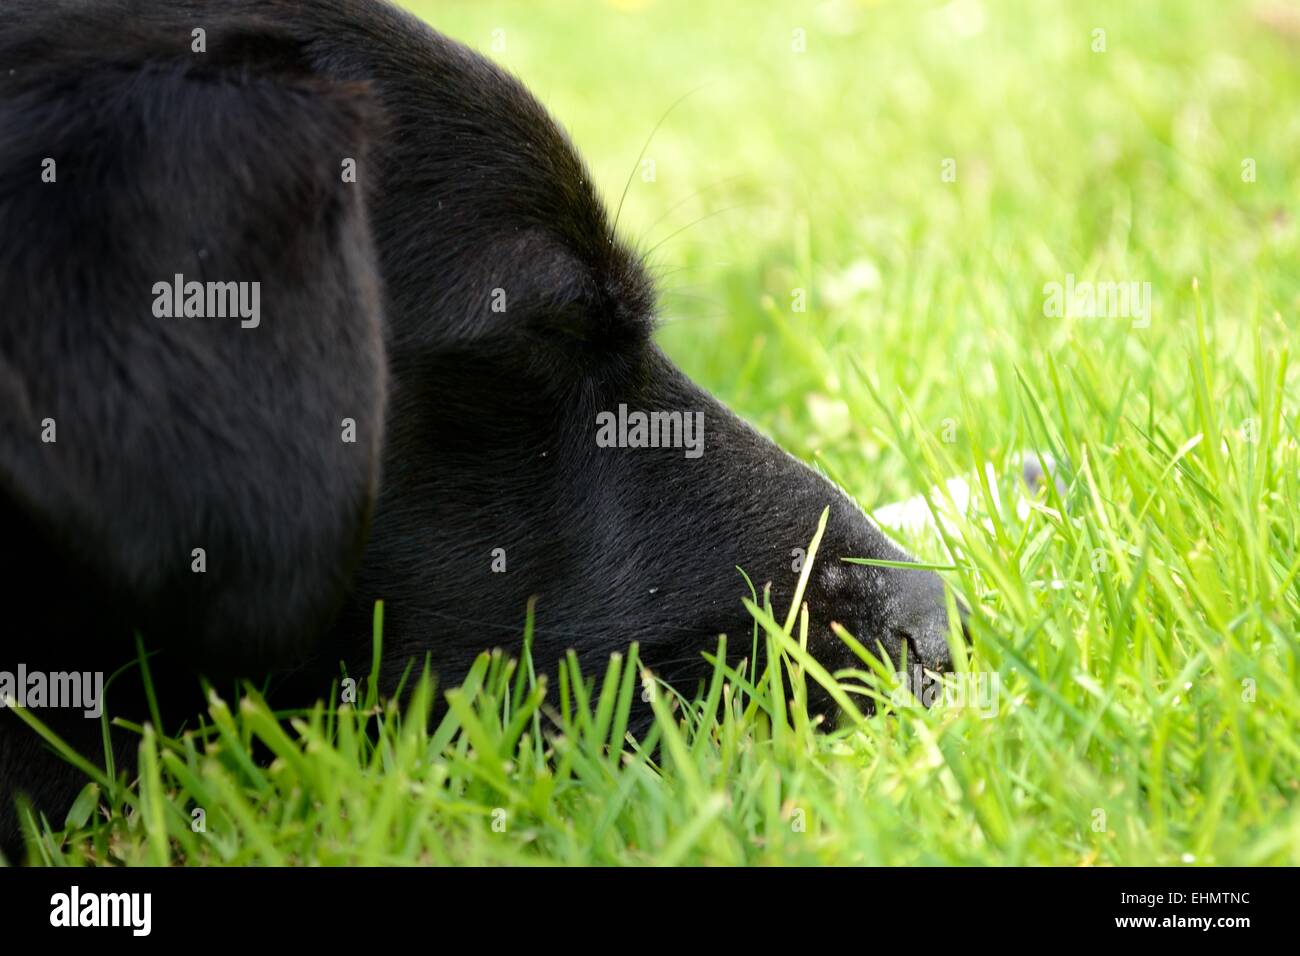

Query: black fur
0 0 961 857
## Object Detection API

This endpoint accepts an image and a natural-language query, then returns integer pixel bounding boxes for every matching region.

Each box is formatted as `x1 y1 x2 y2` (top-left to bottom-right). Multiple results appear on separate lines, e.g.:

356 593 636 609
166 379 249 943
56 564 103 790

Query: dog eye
538 306 594 343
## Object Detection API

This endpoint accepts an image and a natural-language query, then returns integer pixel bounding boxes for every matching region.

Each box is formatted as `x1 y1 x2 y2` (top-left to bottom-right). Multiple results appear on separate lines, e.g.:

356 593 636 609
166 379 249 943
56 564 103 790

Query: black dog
0 0 961 855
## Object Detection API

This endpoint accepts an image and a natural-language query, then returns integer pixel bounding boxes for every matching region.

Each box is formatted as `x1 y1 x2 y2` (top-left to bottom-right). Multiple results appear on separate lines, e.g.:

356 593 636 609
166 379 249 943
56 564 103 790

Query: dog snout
813 556 964 678
880 569 964 675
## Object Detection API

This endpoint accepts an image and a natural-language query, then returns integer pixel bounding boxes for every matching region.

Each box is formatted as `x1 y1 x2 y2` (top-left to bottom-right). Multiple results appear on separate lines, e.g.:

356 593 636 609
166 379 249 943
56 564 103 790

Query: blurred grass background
20 0 1300 867
408 0 1299 511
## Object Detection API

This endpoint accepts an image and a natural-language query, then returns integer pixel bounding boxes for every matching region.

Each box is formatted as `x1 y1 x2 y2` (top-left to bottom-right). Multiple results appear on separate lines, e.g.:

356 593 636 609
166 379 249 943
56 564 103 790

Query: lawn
15 0 1300 864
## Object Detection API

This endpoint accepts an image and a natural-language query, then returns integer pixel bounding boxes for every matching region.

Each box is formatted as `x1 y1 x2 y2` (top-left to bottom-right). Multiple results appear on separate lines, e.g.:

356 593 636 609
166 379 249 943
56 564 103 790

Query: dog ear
0 26 386 670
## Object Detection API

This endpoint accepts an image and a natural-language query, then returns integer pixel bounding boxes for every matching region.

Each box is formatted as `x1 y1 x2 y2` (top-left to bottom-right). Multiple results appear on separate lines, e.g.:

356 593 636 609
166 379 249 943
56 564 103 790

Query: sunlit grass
9 0 1299 865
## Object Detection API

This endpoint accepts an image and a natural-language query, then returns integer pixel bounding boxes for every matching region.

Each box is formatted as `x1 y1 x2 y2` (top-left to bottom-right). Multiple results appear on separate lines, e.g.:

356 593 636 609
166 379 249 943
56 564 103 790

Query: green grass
11 0 1300 865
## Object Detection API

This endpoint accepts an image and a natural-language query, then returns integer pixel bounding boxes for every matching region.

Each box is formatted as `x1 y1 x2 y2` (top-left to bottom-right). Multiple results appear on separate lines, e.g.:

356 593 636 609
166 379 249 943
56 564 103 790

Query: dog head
0 0 963 723
311 2 965 704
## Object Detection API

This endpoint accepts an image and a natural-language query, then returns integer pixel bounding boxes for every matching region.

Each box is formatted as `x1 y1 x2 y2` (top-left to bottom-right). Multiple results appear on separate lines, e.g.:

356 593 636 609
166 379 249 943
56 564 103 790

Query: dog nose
885 570 961 674
815 557 964 679
850 563 965 686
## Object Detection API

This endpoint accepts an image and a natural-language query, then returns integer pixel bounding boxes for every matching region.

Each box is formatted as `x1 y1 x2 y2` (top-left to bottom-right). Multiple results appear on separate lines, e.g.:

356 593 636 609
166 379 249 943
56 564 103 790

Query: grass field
14 0 1300 865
